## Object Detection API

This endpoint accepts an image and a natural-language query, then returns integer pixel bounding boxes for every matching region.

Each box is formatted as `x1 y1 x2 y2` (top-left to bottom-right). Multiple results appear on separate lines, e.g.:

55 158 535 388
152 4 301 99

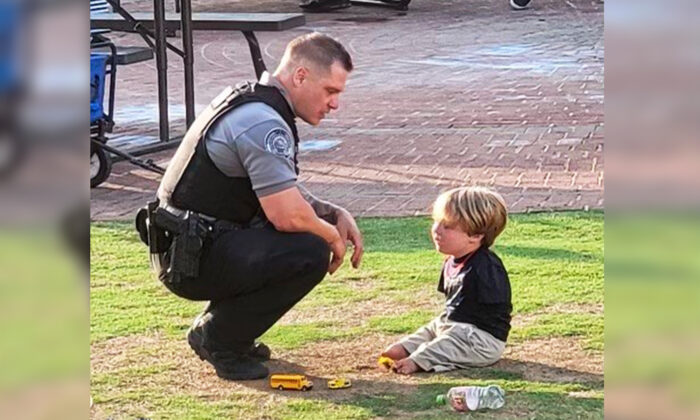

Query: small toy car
327 378 352 389
378 356 396 370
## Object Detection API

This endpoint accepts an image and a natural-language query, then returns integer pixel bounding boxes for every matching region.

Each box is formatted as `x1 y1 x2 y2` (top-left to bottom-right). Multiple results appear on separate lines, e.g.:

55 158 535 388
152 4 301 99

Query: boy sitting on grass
381 186 512 374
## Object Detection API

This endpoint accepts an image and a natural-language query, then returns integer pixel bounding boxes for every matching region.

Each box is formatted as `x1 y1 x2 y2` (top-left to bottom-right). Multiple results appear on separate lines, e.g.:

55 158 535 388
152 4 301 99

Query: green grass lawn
90 211 603 419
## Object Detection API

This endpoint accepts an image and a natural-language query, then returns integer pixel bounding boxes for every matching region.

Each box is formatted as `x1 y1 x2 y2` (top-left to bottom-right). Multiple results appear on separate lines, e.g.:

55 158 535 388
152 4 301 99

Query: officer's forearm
263 192 338 244
260 187 341 244
299 184 340 224
278 205 340 244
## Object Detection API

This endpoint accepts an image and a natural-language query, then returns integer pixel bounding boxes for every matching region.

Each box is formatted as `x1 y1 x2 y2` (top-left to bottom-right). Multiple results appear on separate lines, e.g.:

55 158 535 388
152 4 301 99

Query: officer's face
295 61 348 126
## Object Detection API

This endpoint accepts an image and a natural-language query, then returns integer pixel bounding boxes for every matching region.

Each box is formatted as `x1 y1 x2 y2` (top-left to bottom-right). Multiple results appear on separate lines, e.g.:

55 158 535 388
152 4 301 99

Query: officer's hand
334 208 364 268
328 236 347 275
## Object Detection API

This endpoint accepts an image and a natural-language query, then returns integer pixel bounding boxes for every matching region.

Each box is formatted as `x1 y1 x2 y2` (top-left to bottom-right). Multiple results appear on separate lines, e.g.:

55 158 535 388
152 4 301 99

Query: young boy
382 186 512 374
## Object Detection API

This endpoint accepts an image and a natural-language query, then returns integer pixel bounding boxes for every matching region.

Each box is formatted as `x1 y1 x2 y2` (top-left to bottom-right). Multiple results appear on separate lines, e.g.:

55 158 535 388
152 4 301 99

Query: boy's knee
480 347 505 366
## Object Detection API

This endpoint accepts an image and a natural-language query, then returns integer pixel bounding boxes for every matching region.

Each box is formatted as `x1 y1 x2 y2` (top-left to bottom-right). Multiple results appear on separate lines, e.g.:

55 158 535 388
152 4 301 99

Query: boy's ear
470 233 485 244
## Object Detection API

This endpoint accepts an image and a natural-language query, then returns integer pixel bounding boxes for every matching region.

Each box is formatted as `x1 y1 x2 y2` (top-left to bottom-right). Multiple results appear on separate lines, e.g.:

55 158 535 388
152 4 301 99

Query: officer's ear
292 66 309 87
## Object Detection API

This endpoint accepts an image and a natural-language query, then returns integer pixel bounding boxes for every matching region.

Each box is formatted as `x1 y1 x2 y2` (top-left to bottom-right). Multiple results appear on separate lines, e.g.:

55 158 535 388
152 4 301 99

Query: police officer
155 33 363 380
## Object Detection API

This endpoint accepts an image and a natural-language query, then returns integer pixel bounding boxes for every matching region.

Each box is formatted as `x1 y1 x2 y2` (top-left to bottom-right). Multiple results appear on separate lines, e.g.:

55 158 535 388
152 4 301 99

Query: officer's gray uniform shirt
205 100 297 197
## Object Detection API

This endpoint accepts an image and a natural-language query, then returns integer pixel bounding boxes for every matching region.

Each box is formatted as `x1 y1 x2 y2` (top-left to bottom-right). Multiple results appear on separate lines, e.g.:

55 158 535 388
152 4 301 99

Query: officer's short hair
432 186 508 248
283 32 353 74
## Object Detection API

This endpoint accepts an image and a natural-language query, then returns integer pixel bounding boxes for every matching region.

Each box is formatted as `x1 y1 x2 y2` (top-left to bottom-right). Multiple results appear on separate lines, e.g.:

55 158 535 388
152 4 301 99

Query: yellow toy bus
269 374 313 391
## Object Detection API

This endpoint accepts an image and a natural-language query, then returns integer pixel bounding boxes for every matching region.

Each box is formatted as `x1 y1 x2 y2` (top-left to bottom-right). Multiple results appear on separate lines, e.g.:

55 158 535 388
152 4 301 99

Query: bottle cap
436 394 446 405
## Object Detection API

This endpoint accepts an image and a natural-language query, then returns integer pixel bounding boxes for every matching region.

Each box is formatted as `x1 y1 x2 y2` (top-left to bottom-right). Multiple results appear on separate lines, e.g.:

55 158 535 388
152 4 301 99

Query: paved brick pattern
91 0 604 220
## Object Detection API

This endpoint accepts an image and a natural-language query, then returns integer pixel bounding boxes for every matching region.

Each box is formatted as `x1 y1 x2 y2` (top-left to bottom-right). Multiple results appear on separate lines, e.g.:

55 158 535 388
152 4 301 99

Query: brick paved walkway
91 0 604 220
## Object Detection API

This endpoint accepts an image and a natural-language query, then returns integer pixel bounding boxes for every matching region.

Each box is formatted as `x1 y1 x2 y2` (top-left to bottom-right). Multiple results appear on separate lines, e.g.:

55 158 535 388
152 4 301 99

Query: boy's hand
382 344 409 360
377 356 396 371
394 358 420 375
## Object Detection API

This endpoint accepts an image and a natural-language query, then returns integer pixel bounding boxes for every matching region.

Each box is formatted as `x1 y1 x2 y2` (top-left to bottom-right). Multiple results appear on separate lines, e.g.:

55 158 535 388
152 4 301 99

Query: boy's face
431 220 483 258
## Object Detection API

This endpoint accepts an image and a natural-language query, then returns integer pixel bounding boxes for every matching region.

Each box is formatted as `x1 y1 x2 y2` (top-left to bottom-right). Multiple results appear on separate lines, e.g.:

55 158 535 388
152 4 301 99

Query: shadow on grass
495 244 600 262
458 358 602 386
231 356 603 418
520 211 603 226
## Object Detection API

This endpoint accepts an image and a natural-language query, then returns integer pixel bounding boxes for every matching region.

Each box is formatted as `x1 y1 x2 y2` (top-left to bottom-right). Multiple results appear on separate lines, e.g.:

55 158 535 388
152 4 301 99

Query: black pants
164 224 330 352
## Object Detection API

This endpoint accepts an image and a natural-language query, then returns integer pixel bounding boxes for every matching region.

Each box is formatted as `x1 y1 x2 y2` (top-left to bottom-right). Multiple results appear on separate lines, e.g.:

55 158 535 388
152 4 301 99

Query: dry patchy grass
91 213 604 418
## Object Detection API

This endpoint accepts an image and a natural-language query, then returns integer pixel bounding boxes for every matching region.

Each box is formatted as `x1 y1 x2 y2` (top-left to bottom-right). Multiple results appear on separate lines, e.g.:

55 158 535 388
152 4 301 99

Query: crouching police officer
143 33 363 380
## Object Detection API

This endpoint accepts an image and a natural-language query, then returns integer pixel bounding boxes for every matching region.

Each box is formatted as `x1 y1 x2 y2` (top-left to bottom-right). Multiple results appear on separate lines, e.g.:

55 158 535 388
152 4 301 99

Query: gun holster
135 200 211 284
135 200 171 253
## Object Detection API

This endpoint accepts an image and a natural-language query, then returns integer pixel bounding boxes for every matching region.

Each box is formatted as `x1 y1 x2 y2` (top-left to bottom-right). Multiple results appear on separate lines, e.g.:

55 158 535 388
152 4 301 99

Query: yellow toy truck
269 374 314 391
327 378 352 389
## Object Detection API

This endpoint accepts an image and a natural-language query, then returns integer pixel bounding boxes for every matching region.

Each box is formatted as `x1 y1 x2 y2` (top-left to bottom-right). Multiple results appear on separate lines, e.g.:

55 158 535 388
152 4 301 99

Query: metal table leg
242 31 267 80
153 0 169 142
181 0 194 127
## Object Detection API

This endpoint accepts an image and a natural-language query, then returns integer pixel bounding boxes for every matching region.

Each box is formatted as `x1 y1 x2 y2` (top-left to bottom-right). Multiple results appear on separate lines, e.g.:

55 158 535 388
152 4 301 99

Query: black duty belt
136 200 249 284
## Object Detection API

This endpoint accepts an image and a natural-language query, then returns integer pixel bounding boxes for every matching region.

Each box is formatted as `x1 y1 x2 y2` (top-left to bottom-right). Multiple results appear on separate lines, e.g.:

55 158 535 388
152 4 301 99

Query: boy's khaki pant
398 313 506 372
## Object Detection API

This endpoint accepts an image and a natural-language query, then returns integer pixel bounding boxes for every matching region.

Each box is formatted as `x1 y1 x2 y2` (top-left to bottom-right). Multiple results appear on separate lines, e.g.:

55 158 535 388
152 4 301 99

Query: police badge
264 128 293 158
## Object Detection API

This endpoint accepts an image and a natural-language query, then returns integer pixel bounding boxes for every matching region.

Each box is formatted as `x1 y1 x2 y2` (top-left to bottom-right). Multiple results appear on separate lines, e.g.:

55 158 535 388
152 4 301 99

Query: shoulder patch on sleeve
264 127 293 158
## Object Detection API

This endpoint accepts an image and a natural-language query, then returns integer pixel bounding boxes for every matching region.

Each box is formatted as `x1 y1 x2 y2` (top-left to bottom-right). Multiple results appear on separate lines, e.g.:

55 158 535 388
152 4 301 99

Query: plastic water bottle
436 385 505 412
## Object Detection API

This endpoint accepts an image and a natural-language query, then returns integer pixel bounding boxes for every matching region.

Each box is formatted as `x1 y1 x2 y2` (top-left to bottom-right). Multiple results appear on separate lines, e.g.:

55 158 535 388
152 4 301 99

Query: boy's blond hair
432 186 508 247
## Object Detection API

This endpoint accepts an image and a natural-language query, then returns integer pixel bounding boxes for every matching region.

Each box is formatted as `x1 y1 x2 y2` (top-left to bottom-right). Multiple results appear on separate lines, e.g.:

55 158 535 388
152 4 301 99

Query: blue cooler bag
90 53 108 124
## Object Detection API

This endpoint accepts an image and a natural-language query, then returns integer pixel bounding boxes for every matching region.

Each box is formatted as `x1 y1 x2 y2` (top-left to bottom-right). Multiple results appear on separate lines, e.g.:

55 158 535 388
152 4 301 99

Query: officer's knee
297 233 331 279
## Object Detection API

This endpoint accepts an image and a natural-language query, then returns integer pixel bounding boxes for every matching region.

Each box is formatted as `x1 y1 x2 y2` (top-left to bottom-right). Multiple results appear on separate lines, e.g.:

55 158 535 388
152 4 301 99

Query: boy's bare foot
394 358 420 374
381 344 409 360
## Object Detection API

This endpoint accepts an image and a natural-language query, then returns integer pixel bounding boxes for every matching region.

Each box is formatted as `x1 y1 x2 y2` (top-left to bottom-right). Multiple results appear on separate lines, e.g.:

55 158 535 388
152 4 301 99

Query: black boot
510 0 532 9
191 311 271 361
373 0 411 10
348 0 410 11
249 342 272 361
187 322 269 380
300 0 351 12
